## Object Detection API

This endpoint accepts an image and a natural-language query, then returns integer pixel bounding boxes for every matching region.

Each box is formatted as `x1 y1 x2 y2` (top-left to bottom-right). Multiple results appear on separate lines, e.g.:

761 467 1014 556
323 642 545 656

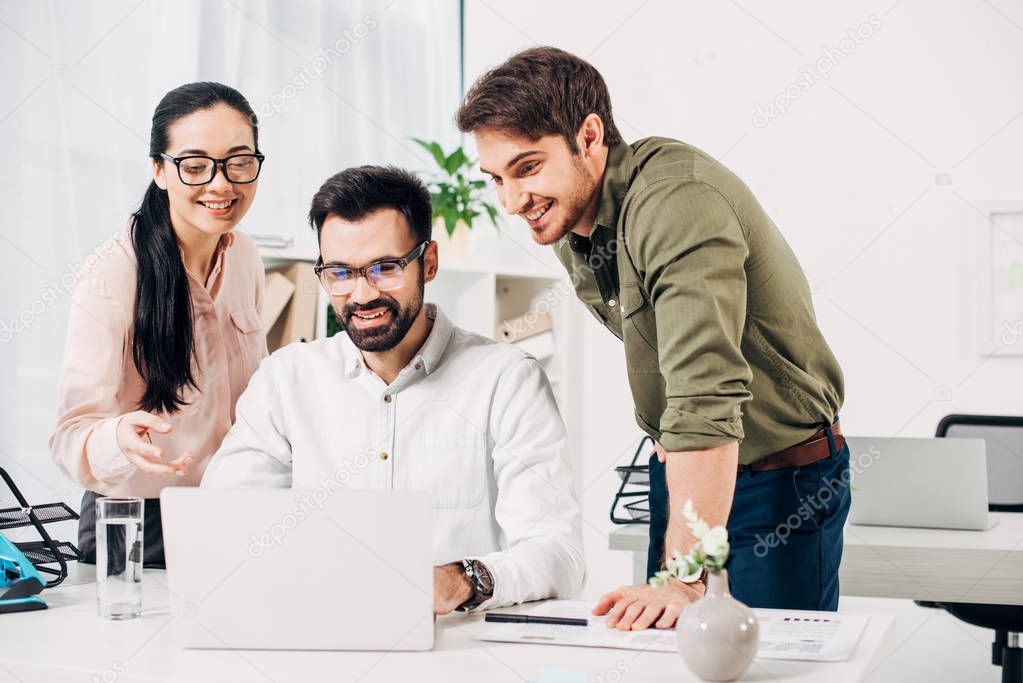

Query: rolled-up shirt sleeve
471 357 585 610
49 277 136 489
630 179 753 452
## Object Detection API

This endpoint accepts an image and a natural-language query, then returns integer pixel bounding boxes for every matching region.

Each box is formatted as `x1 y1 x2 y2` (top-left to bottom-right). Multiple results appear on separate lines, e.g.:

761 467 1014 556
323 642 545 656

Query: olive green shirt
555 138 844 465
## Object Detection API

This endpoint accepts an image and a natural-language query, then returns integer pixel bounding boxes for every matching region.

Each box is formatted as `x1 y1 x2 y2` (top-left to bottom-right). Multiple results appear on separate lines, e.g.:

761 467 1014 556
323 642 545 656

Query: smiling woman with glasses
50 82 270 571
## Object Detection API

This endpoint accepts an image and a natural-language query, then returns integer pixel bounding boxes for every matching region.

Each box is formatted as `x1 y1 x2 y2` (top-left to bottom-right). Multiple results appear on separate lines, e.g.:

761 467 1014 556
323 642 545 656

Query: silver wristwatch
674 564 707 584
459 558 494 610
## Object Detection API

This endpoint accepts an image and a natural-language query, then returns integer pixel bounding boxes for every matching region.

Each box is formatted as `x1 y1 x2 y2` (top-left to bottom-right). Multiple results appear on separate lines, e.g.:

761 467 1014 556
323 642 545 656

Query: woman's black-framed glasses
314 241 429 296
160 152 265 186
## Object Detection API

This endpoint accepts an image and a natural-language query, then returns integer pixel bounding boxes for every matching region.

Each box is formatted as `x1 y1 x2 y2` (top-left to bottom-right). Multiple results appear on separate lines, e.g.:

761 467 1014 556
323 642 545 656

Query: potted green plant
412 138 500 261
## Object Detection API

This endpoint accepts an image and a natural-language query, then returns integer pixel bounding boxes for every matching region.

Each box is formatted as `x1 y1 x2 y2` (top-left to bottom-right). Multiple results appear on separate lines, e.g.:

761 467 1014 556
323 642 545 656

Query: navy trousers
646 428 851 610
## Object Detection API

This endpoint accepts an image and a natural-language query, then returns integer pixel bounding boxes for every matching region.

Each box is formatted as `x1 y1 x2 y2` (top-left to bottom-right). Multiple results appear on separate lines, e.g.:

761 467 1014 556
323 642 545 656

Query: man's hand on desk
433 562 473 615
593 578 705 630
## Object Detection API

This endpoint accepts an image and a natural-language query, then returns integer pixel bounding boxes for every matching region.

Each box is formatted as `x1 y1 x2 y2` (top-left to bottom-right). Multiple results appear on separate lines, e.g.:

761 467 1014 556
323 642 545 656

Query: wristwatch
673 564 706 585
458 558 494 610
666 556 707 584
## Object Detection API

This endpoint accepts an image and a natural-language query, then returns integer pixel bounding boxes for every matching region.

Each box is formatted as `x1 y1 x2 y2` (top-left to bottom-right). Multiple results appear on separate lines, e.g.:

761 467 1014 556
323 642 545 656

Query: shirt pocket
229 308 267 374
405 428 487 509
619 282 661 375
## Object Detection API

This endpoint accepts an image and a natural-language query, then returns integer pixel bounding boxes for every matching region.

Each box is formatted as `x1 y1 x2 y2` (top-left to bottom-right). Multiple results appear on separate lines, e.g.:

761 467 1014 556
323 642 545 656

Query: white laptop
847 436 994 531
160 488 434 650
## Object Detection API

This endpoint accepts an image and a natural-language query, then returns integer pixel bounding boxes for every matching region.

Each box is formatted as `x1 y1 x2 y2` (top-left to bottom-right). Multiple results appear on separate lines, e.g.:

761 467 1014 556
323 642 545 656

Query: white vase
433 219 470 264
676 569 759 682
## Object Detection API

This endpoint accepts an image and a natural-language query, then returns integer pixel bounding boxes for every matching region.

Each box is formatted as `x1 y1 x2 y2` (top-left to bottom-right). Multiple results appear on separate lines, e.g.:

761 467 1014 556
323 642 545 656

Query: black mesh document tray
610 436 654 525
0 467 81 587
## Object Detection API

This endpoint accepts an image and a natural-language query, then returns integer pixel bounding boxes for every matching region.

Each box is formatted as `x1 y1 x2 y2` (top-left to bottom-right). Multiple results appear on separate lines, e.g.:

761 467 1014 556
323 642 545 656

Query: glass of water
96 497 144 619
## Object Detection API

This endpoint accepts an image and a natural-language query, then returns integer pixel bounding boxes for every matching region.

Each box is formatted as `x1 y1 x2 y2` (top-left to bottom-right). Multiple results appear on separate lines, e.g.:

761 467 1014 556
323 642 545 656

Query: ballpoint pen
484 613 589 627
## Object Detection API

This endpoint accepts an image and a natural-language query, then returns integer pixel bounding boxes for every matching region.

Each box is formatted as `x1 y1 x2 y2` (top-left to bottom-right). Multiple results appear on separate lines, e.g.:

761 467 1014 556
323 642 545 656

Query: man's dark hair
308 165 432 244
456 46 623 152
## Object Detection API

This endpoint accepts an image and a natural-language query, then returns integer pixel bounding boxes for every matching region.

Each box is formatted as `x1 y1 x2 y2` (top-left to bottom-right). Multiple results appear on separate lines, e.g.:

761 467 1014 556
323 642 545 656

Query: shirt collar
179 231 235 290
205 232 235 286
179 230 235 260
413 303 451 374
593 141 634 232
341 303 452 379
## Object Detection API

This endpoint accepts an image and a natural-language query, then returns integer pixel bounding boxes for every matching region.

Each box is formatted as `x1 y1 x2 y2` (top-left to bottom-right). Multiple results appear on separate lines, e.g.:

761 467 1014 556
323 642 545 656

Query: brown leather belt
738 421 844 473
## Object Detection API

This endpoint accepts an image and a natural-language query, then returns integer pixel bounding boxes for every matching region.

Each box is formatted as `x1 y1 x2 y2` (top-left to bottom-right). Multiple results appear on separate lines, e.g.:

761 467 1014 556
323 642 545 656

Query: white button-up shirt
201 305 584 608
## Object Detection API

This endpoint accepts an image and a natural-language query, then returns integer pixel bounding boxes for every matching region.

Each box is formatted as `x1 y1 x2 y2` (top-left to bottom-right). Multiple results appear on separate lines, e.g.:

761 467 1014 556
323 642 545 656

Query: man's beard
531 159 594 246
336 277 424 353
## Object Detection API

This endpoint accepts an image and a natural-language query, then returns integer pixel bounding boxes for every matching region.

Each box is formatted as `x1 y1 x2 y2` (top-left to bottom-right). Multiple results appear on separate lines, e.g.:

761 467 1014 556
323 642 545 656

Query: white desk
609 513 1023 605
0 569 894 683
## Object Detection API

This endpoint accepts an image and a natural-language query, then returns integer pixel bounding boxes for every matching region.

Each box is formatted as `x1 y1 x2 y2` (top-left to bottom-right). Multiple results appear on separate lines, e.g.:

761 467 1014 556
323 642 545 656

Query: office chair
934 414 1023 683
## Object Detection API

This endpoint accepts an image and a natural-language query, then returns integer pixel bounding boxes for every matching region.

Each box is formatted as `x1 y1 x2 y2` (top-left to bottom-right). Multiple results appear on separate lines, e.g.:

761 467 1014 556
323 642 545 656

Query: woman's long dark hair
131 82 259 414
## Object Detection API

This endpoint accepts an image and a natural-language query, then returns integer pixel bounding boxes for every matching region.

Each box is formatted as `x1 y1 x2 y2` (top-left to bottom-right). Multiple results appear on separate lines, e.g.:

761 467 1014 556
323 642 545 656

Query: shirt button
608 299 617 308
415 362 423 371
379 452 389 461
383 395 392 403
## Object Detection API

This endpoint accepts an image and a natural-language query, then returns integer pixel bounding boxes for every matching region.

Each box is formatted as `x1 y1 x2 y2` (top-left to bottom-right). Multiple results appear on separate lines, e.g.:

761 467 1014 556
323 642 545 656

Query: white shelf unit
429 268 569 405
258 250 584 474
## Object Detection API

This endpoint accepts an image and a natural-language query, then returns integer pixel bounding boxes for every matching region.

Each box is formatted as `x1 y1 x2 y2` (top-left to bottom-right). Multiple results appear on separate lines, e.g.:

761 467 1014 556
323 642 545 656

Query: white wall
463 0 1023 596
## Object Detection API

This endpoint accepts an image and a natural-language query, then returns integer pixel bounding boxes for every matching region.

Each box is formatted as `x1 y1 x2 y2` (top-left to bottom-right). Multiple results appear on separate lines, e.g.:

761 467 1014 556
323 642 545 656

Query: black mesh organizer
610 436 654 525
0 466 82 588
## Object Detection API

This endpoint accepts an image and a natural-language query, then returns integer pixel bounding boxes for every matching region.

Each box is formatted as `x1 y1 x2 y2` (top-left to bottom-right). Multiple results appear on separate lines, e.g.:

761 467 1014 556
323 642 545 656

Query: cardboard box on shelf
263 262 319 352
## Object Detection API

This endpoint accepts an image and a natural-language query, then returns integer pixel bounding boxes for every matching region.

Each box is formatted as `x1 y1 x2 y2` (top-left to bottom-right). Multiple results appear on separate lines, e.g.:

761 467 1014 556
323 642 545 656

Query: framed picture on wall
978 202 1023 356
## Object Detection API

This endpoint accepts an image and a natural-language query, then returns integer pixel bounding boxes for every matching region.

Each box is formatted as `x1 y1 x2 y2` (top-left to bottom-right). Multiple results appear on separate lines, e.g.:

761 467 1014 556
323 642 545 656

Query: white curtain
0 0 461 525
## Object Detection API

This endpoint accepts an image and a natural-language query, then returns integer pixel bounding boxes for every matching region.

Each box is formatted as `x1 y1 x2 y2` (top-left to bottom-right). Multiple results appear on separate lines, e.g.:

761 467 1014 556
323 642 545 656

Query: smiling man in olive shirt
458 47 850 630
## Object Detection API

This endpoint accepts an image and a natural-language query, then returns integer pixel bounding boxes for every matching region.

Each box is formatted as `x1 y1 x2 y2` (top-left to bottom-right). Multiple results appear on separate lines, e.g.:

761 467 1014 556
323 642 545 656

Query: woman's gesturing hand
115 411 194 476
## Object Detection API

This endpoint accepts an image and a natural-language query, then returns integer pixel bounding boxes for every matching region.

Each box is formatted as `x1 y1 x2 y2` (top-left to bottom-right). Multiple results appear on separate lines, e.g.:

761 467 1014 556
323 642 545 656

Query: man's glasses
160 152 265 186
314 241 428 296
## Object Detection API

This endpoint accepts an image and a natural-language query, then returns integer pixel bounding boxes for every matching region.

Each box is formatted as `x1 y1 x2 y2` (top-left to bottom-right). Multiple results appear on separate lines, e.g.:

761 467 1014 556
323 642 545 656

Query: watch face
472 560 494 594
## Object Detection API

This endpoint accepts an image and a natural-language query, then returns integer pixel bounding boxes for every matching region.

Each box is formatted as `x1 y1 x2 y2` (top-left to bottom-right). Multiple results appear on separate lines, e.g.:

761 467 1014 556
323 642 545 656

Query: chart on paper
471 600 870 662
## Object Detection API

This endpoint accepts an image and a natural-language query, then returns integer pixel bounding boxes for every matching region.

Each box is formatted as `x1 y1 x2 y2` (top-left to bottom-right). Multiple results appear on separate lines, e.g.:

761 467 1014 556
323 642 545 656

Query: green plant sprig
412 138 500 238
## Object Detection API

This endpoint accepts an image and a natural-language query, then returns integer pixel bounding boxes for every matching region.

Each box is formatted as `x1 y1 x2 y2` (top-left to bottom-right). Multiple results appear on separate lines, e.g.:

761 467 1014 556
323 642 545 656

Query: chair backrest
936 414 1023 512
